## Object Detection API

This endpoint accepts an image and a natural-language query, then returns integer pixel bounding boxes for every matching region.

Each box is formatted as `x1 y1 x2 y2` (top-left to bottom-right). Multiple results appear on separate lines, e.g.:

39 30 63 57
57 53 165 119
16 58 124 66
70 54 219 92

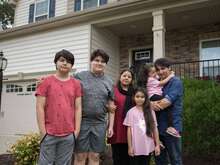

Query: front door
131 48 153 84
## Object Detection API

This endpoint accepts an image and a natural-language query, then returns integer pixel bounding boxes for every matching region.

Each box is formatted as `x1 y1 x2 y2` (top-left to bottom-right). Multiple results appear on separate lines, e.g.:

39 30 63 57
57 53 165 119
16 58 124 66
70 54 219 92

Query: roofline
0 0 213 40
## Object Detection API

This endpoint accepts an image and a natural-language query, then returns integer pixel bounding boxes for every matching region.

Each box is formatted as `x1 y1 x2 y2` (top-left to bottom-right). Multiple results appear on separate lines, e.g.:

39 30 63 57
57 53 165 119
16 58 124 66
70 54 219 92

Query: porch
92 0 220 78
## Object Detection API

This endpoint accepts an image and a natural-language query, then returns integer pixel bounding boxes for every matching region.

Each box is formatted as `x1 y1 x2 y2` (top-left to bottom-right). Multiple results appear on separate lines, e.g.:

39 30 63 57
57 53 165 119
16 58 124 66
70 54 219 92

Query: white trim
128 45 153 67
199 38 220 77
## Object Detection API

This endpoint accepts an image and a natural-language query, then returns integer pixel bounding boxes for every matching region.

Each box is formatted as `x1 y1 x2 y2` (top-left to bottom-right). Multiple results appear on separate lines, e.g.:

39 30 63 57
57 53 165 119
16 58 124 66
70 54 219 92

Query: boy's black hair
54 49 75 65
154 58 172 70
90 49 109 64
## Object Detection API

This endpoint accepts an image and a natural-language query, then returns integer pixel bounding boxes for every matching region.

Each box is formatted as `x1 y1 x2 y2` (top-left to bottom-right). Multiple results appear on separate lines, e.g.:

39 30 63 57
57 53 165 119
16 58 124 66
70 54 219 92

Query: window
35 0 49 21
74 0 107 11
29 0 55 23
27 83 37 92
6 84 23 93
200 39 220 77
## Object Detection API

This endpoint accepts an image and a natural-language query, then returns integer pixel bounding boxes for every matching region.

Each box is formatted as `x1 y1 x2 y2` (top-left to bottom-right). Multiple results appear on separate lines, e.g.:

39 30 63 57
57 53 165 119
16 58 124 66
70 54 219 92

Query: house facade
0 0 220 153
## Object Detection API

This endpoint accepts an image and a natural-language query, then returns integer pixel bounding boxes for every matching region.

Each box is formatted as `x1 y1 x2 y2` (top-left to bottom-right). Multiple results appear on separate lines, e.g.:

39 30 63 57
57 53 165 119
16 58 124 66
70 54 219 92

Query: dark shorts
75 123 107 153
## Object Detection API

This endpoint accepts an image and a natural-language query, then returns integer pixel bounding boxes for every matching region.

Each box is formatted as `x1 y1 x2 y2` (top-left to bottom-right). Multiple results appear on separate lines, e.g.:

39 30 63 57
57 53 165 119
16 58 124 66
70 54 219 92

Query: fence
172 59 220 81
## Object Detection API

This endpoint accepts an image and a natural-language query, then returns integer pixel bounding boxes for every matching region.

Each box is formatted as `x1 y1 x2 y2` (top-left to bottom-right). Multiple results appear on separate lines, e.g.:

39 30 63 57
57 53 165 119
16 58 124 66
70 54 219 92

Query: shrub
183 79 220 159
9 133 40 165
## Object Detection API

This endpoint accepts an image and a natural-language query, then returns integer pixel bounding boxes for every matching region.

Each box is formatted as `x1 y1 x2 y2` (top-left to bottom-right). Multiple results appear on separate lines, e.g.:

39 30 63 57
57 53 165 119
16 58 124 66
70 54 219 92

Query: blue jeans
155 133 182 165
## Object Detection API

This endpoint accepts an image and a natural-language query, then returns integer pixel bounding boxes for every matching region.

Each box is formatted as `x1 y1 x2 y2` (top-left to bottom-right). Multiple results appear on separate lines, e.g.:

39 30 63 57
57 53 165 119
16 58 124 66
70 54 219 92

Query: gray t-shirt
75 71 114 124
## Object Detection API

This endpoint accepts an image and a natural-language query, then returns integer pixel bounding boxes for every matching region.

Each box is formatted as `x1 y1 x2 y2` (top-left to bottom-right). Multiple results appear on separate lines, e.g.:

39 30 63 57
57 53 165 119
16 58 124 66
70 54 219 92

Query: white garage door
0 81 38 135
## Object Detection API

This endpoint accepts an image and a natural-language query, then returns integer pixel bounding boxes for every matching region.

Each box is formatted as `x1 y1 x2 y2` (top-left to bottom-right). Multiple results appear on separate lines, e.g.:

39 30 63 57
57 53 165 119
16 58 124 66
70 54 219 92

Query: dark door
131 48 153 85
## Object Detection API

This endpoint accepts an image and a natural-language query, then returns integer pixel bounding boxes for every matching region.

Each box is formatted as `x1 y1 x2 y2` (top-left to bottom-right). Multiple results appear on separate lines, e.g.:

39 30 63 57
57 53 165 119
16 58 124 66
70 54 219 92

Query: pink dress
123 106 157 156
147 77 162 98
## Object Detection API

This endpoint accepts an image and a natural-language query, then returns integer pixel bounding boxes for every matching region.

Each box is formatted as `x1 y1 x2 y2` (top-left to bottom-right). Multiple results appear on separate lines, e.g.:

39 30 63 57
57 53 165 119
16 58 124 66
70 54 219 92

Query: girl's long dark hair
137 64 154 88
133 87 155 137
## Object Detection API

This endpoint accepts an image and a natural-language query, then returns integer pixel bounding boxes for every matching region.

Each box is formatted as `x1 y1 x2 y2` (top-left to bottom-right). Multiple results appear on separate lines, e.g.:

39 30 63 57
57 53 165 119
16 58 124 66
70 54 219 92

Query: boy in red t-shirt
35 49 82 165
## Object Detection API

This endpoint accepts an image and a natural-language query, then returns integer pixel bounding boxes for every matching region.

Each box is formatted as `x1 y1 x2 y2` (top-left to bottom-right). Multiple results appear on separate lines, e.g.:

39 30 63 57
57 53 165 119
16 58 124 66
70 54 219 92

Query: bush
183 79 220 159
9 133 40 165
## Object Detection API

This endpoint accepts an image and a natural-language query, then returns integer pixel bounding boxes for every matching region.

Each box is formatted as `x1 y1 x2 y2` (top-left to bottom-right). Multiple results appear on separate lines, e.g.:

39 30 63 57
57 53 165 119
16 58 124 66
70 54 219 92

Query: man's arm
74 97 82 138
36 96 46 137
152 98 171 111
159 72 174 86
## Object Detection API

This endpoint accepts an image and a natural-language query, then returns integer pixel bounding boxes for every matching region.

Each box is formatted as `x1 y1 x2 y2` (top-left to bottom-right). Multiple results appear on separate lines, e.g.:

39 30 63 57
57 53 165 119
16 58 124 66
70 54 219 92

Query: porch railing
171 59 220 81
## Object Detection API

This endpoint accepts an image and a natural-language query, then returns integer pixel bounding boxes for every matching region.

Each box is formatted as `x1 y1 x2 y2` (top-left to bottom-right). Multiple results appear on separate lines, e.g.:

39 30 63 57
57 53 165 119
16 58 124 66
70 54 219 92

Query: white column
152 10 165 61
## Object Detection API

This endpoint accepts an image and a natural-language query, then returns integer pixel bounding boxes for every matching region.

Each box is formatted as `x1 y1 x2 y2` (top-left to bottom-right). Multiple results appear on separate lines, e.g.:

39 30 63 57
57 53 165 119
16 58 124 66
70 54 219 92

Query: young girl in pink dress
123 87 160 165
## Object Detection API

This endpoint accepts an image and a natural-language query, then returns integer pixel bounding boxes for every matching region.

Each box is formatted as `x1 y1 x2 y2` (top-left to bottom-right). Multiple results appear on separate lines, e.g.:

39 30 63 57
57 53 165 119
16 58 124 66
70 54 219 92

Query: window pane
74 0 81 11
100 0 107 5
36 0 49 16
201 40 220 60
83 0 98 9
201 39 220 77
35 15 48 21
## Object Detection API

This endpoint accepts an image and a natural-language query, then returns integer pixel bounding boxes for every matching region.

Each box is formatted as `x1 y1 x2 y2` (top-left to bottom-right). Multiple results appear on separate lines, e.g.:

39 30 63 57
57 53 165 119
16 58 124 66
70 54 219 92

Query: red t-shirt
35 75 82 136
108 86 127 144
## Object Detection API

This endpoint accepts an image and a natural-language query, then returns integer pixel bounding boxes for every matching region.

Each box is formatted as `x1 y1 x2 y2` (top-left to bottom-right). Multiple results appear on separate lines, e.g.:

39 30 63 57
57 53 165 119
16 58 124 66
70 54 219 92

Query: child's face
56 56 73 73
120 71 132 87
149 67 157 78
90 56 106 74
134 91 145 106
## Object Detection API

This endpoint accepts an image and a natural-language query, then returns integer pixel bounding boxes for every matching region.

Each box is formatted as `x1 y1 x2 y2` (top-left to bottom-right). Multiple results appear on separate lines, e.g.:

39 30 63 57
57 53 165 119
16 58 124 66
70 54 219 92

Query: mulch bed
1 152 219 165
0 154 15 165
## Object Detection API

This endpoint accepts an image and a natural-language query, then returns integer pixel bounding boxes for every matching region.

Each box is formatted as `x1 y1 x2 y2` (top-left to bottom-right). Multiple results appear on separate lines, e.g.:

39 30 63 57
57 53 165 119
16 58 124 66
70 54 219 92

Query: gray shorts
75 123 107 153
38 134 75 165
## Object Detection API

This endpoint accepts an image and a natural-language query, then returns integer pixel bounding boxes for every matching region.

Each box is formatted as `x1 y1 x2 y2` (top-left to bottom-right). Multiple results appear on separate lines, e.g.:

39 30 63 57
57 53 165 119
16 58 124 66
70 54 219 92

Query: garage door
0 81 38 136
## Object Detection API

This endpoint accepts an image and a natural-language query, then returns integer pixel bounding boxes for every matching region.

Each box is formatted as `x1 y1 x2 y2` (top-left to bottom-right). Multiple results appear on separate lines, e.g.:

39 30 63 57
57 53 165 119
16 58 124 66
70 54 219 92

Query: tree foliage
0 0 15 29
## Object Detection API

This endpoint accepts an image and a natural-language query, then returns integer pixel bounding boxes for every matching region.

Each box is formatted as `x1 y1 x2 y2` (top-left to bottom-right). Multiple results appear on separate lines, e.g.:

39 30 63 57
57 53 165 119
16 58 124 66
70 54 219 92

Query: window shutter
49 0 56 18
100 0 107 5
28 4 35 23
74 0 81 11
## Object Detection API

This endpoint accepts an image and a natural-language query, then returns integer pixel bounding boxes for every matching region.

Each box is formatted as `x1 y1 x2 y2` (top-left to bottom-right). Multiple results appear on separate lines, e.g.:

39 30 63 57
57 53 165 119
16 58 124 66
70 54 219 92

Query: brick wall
119 22 220 71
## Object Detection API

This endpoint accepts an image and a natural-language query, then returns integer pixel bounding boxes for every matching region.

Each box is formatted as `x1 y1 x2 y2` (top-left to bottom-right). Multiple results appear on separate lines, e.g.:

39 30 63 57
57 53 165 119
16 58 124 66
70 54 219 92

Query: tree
0 0 15 30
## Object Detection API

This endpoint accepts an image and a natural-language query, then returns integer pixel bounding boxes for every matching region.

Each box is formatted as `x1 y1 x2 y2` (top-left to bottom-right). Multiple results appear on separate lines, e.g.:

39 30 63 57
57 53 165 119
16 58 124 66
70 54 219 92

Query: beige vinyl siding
14 0 68 27
14 0 30 27
91 26 120 82
0 25 90 76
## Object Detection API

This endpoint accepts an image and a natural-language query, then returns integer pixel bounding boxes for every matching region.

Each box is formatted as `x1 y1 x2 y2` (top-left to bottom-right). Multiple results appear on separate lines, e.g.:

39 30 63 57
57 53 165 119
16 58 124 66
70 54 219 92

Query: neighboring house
0 0 220 153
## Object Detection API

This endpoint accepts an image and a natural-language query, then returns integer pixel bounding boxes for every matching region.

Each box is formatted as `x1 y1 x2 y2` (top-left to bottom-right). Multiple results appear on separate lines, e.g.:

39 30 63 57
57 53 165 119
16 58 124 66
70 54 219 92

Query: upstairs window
29 0 56 23
74 0 107 11
35 0 49 21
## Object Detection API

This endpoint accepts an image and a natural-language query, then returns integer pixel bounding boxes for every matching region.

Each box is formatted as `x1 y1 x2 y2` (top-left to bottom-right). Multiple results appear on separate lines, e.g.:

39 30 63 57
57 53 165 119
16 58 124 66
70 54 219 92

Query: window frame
75 0 107 11
34 0 50 22
199 38 220 77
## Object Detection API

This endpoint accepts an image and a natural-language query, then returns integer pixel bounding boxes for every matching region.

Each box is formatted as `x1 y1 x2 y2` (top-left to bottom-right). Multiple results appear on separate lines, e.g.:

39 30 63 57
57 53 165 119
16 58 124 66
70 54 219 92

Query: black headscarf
117 82 134 118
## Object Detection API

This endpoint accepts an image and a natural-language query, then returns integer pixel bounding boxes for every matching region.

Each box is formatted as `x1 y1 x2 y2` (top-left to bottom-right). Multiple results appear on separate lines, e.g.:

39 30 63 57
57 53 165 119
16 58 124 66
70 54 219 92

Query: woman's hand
107 101 117 113
155 145 161 156
36 77 46 87
128 147 134 157
107 127 114 138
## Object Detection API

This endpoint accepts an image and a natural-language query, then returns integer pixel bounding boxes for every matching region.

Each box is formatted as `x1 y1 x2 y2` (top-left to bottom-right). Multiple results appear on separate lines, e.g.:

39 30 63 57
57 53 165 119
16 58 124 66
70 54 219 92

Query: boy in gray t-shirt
74 49 115 165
